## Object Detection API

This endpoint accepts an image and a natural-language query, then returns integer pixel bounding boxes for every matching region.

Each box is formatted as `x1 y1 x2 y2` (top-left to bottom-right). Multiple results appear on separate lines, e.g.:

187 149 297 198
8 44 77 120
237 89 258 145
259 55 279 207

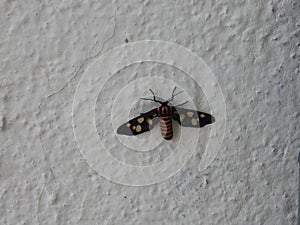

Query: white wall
0 0 298 224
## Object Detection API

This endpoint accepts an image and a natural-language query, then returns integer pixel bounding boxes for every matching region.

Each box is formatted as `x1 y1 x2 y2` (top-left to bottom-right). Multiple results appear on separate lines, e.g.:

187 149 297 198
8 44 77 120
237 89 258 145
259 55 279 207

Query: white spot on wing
136 125 142 132
191 118 197 126
180 114 185 122
187 112 194 117
137 117 144 123
146 118 153 125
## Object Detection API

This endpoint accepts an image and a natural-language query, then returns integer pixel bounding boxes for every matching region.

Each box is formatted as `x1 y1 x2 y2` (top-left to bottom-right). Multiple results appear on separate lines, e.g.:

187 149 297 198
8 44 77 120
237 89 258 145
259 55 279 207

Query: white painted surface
0 1 298 224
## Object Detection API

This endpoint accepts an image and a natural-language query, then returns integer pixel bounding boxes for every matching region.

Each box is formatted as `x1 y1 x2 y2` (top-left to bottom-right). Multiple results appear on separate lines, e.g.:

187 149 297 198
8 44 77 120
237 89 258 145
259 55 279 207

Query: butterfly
117 87 215 140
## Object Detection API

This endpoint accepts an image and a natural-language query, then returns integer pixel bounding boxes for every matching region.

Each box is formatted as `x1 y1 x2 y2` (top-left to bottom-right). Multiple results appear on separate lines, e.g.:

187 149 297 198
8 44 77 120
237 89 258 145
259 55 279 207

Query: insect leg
140 89 163 104
168 87 184 102
140 97 154 101
174 100 189 107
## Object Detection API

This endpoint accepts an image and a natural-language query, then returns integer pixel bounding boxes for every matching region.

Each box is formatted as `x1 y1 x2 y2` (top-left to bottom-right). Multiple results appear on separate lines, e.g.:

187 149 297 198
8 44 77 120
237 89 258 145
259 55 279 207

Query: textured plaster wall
0 0 299 225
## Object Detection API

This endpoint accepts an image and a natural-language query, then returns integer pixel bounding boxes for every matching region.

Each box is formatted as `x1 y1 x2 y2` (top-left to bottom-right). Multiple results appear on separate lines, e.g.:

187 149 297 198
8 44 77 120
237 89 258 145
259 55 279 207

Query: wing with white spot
117 108 160 136
172 107 215 128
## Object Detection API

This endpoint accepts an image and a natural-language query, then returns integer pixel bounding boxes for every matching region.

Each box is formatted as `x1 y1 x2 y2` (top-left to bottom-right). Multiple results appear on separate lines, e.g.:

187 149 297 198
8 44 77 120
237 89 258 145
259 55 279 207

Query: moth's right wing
172 107 215 128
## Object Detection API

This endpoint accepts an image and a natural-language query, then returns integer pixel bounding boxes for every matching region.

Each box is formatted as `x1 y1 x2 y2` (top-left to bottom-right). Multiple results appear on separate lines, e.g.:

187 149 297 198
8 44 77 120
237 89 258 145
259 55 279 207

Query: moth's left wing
172 107 215 128
117 108 159 136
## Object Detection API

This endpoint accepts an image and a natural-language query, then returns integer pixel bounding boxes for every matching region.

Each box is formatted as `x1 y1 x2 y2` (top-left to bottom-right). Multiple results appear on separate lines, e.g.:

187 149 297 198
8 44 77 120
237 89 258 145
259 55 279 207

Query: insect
117 87 215 140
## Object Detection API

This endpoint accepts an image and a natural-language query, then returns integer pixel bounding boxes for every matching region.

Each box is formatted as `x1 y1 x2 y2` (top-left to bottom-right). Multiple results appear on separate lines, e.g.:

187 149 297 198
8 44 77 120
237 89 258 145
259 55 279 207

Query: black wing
117 108 160 136
172 107 215 128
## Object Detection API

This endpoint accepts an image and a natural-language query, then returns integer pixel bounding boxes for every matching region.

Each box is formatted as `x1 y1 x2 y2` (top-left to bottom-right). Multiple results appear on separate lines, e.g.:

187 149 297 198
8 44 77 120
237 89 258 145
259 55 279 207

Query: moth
117 87 215 140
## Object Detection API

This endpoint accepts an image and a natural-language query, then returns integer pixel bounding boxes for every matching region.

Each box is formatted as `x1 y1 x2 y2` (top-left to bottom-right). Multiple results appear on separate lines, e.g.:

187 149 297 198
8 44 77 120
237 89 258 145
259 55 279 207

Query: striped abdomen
160 116 173 140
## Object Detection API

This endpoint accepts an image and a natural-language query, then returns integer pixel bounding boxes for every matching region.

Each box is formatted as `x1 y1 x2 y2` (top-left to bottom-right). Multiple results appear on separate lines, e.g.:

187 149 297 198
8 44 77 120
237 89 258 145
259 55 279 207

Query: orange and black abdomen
159 116 173 140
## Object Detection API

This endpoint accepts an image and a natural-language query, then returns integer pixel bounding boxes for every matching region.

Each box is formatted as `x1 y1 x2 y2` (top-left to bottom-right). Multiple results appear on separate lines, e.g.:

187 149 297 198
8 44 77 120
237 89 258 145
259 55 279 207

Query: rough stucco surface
0 0 299 224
